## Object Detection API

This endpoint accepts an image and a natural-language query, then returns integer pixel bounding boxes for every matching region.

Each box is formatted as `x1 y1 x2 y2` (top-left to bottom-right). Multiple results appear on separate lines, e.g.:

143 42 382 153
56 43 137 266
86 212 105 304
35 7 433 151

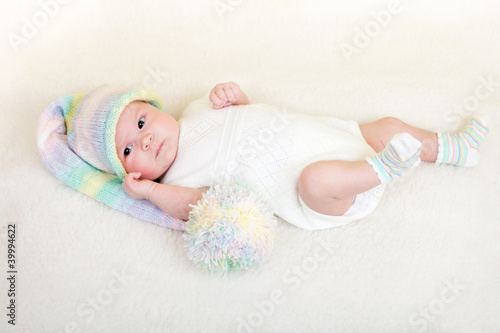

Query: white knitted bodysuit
161 96 385 230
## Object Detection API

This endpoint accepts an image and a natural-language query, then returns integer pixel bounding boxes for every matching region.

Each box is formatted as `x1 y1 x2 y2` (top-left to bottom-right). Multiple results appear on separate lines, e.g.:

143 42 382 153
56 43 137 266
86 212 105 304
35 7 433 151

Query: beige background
1 0 499 332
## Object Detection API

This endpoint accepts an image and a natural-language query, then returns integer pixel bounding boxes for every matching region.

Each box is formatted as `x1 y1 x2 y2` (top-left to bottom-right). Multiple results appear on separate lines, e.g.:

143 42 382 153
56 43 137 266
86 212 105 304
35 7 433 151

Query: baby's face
115 101 179 180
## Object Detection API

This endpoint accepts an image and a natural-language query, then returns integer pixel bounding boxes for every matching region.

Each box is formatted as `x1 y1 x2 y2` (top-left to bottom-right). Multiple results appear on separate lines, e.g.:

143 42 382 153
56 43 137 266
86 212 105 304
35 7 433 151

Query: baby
113 82 489 230
38 83 489 231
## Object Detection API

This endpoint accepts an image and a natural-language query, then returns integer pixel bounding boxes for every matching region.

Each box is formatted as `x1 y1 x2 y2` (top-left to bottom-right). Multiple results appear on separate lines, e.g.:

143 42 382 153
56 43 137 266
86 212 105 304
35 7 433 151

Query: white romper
161 96 385 230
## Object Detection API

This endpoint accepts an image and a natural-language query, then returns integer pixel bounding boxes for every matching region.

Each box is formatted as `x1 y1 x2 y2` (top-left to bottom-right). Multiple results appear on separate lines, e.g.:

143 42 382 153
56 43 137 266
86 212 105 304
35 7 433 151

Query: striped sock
366 133 422 184
436 116 490 167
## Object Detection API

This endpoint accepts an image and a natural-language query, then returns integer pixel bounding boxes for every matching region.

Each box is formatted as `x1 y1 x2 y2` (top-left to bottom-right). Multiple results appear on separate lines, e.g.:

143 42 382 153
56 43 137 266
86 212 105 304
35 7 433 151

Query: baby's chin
155 169 169 182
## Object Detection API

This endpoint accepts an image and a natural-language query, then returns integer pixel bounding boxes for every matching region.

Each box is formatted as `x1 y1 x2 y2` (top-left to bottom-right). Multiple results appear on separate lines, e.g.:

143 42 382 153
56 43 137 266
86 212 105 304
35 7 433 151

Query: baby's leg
359 116 490 166
298 116 489 216
298 133 421 216
360 117 438 162
298 160 380 215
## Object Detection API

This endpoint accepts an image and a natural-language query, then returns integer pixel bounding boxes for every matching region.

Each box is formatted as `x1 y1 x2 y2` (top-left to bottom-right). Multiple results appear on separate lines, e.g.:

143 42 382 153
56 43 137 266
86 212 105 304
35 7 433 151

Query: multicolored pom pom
184 182 277 275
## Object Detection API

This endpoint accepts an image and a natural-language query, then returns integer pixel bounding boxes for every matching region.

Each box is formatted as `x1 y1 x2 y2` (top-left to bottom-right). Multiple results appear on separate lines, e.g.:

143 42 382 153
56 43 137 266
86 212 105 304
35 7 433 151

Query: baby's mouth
155 141 164 159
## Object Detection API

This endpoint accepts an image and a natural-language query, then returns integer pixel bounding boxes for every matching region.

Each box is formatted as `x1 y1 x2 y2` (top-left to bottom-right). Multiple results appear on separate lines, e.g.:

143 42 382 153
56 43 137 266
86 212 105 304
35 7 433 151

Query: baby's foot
436 116 490 167
366 133 422 184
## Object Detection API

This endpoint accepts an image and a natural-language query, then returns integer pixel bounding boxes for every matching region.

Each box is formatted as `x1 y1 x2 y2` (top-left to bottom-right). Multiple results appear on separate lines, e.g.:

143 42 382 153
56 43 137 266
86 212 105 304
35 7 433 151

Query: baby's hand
210 82 247 109
122 172 158 200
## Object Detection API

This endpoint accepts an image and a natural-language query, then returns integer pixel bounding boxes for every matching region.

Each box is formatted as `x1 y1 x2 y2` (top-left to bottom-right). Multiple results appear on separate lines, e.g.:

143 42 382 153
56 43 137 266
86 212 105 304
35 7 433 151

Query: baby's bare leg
298 160 381 216
299 116 489 216
298 131 422 216
359 117 438 162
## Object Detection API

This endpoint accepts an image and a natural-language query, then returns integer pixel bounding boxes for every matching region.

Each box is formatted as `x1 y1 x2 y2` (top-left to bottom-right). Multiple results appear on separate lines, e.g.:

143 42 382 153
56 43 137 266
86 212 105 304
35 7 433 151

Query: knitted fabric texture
37 85 186 230
436 116 490 167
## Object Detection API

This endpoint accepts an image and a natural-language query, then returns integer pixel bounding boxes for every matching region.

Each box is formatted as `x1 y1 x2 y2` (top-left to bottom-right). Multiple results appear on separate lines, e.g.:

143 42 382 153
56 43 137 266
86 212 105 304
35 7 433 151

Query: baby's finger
223 86 235 103
209 92 219 106
125 172 141 183
211 94 226 109
131 172 142 179
122 177 133 194
229 84 241 102
215 88 228 102
213 98 225 109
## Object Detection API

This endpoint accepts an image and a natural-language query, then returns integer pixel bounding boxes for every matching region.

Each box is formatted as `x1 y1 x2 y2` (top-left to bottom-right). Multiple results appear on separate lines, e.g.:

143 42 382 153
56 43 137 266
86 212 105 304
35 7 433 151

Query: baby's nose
141 133 153 151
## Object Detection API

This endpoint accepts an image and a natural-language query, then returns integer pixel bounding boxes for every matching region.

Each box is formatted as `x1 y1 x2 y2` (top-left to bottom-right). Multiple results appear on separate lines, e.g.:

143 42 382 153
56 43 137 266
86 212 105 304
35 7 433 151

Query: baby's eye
138 117 145 129
124 145 132 156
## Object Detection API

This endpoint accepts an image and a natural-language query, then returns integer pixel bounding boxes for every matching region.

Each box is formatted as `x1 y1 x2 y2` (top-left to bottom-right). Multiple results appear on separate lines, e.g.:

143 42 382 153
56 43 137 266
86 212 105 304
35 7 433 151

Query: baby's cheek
134 160 153 178
120 160 130 174
124 158 140 175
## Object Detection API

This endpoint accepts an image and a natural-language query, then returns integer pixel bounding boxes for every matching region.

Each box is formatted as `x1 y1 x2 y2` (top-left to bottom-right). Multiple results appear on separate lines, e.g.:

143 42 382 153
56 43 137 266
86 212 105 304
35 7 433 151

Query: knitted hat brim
102 88 164 179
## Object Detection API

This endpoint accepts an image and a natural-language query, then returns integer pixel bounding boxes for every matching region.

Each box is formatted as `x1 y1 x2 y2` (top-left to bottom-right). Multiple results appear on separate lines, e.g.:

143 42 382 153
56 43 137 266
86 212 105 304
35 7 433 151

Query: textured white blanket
1 0 499 332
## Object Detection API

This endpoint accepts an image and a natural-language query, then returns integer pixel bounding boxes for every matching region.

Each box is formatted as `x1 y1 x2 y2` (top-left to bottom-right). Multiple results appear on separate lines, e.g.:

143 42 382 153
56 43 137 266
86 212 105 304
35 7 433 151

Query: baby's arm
210 82 249 109
122 172 204 220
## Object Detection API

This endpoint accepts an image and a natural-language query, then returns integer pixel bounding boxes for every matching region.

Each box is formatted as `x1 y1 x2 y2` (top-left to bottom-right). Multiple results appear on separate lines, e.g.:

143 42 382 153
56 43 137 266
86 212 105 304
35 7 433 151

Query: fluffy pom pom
184 182 277 274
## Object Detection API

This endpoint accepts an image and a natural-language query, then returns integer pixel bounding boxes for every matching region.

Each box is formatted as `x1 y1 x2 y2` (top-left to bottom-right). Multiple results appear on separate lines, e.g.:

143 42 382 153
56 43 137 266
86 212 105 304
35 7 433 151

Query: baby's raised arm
123 172 204 220
210 82 249 109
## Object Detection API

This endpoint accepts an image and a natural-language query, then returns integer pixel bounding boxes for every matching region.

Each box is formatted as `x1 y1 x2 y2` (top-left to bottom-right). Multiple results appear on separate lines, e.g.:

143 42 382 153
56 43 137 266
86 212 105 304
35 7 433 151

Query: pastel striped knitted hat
37 85 186 230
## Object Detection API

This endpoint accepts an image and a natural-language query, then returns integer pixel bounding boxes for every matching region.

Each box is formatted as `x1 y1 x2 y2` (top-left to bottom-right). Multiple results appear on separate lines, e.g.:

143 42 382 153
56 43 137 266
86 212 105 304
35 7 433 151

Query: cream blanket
0 0 498 332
